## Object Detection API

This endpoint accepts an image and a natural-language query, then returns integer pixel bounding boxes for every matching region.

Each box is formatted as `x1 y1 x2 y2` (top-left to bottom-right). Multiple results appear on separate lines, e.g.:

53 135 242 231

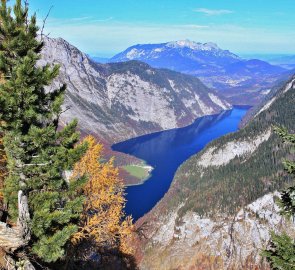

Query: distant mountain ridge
267 54 295 69
111 40 241 74
110 40 286 105
115 40 239 61
242 54 295 70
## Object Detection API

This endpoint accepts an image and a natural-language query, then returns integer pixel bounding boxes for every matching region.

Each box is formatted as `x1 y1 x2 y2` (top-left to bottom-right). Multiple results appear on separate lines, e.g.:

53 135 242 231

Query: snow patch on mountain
154 48 164 53
126 48 145 60
166 40 220 51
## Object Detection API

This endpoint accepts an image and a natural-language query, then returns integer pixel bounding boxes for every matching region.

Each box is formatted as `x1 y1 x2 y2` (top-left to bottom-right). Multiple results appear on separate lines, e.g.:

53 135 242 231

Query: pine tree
262 127 295 269
71 136 133 259
0 0 87 264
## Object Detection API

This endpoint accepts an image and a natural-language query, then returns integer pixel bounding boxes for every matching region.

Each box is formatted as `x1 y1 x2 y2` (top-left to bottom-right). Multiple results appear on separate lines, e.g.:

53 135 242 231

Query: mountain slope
110 40 286 105
39 37 231 145
135 76 295 269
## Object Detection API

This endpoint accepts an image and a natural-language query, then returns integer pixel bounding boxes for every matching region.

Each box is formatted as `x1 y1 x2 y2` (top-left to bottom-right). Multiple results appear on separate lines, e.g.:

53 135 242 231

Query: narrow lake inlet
112 107 249 220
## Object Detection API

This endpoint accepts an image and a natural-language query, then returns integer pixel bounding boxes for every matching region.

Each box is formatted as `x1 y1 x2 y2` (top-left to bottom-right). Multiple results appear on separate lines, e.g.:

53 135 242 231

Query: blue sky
25 0 295 57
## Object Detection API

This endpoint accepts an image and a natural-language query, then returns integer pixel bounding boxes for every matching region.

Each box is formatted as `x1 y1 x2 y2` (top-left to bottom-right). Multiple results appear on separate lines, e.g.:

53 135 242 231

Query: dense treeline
173 79 295 217
262 127 295 270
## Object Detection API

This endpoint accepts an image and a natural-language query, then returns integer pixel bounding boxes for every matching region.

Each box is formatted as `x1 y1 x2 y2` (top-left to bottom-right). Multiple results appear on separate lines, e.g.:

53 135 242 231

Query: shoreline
122 164 154 187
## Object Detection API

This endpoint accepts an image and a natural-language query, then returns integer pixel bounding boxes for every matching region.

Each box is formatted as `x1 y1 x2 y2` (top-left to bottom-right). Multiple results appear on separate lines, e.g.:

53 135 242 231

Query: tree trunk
0 190 34 269
17 190 31 242
0 222 24 252
0 191 30 253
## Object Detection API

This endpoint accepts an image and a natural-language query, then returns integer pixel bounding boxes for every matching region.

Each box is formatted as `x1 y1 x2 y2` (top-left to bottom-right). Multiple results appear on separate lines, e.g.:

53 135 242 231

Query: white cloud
41 16 113 26
91 17 114 23
194 8 234 16
69 16 93 22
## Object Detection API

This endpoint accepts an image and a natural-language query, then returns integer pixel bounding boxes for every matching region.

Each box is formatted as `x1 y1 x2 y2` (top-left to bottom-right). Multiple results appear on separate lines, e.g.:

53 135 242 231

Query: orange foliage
71 135 133 254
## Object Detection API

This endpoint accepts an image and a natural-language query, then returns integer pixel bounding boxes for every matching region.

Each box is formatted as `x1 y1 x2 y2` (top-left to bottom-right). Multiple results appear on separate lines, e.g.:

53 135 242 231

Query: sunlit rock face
39 37 231 144
139 192 295 270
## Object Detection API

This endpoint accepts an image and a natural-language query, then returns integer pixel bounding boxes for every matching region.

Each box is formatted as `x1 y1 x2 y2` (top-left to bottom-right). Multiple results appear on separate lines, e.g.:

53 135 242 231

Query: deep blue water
112 107 248 220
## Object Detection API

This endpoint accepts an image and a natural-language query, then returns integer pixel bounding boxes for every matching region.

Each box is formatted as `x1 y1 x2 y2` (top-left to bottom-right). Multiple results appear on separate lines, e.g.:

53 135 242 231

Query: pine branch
17 162 52 167
40 6 53 41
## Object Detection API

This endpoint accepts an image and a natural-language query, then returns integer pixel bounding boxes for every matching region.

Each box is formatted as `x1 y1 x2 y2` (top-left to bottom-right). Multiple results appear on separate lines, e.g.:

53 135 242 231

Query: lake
112 107 249 220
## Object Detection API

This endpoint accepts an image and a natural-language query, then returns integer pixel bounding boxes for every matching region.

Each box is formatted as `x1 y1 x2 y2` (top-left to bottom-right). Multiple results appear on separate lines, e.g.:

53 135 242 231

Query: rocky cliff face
39 37 231 145
138 193 294 270
135 76 295 269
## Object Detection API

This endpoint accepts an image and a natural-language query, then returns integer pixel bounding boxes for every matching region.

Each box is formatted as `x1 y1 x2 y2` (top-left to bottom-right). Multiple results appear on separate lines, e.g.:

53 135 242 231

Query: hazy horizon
25 0 295 56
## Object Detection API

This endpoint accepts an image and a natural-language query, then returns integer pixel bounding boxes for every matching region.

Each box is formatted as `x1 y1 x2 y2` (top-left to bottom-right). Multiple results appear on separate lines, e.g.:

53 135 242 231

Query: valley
113 107 248 220
0 1 294 269
40 37 231 184
135 76 295 270
40 36 295 269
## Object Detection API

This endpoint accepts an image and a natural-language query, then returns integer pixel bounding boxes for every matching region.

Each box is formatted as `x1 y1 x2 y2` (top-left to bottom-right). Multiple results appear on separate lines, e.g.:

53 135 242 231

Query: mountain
135 76 295 269
241 71 295 126
110 40 287 105
40 37 230 144
111 40 240 73
38 37 231 180
246 54 295 70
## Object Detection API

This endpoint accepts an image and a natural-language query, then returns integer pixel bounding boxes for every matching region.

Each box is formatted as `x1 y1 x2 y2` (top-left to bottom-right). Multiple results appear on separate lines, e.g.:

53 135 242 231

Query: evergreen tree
0 0 87 264
263 127 295 269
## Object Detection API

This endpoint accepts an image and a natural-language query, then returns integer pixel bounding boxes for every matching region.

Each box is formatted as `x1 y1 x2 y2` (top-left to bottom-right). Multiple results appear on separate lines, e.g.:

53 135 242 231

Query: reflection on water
112 107 248 220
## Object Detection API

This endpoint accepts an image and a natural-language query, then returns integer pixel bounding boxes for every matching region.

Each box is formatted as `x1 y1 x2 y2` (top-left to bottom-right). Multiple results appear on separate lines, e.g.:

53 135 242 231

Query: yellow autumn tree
71 135 133 255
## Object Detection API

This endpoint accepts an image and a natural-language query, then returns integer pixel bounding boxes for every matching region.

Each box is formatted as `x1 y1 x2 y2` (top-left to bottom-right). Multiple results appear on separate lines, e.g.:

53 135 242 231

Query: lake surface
112 107 248 220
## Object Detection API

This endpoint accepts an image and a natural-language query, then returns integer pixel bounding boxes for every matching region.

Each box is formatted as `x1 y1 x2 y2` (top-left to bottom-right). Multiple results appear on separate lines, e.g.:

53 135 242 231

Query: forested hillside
136 76 295 270
175 77 295 217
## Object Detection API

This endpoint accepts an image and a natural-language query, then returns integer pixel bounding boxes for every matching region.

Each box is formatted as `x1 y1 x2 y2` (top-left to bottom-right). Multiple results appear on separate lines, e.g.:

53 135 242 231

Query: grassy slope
122 165 150 180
